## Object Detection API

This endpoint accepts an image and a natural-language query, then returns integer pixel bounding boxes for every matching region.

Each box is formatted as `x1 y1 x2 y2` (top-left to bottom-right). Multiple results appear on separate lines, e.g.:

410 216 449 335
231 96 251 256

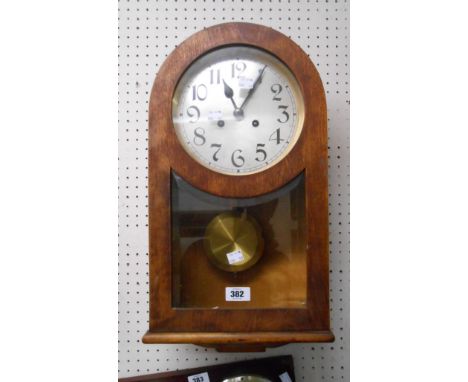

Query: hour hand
222 79 239 110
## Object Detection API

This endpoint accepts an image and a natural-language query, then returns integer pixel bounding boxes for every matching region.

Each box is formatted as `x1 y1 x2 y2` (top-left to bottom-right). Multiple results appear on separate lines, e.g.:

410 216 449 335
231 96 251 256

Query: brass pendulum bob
203 210 264 272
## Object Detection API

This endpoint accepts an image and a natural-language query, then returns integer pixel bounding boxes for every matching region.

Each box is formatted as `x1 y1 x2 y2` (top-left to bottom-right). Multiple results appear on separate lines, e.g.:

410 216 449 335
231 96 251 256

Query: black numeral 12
231 61 247 78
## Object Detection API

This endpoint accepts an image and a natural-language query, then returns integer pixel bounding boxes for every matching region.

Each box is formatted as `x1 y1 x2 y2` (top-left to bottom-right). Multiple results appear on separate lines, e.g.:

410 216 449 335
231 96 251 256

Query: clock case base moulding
142 330 335 352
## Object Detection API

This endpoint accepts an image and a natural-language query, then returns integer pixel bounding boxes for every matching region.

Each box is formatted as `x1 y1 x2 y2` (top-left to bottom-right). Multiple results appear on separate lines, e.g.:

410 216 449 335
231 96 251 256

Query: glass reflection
171 172 307 309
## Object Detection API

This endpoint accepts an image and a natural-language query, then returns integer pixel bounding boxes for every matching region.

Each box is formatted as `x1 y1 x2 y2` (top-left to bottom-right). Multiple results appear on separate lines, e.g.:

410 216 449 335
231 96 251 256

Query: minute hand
239 65 267 111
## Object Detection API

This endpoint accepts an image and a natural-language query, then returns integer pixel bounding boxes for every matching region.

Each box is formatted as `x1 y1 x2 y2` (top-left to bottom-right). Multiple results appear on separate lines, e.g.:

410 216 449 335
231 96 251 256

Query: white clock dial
172 46 305 175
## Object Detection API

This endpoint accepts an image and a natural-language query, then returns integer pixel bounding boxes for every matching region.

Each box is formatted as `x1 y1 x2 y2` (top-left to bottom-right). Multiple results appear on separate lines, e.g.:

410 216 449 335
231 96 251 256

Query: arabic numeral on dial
193 127 206 146
277 105 289 123
186 105 200 123
210 143 222 162
210 68 221 84
231 61 246 78
192 84 207 101
269 128 285 145
231 149 245 168
255 143 267 162
271 83 282 101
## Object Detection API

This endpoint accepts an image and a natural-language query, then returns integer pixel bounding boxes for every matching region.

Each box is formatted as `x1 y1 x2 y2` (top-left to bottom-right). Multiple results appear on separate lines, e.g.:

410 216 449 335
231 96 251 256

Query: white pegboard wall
118 1 349 380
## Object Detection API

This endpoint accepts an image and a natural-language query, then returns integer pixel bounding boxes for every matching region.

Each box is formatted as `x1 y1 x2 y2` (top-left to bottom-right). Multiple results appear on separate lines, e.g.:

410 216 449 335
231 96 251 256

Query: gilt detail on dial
172 46 305 176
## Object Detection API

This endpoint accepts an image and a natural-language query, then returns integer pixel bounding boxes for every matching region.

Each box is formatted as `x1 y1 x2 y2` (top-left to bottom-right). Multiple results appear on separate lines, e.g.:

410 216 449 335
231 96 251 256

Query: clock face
172 46 305 175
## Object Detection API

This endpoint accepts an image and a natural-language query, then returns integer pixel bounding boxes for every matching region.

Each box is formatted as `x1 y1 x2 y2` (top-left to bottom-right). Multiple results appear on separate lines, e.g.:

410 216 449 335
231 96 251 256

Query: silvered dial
172 46 304 175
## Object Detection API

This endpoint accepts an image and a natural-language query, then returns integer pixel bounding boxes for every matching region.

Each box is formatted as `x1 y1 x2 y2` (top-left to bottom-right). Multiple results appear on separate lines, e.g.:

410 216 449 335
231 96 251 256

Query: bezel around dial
172 45 305 176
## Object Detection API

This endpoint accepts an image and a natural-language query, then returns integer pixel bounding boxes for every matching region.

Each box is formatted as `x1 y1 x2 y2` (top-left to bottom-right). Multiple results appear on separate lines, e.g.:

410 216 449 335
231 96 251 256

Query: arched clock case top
144 22 333 351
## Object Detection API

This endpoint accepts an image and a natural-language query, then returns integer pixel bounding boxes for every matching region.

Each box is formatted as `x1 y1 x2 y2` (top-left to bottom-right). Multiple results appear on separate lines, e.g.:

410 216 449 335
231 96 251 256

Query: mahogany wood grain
145 22 332 350
119 356 296 381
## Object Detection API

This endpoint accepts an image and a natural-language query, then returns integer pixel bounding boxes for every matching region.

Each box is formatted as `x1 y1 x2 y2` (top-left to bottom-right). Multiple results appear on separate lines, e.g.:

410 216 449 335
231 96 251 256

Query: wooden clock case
143 22 333 351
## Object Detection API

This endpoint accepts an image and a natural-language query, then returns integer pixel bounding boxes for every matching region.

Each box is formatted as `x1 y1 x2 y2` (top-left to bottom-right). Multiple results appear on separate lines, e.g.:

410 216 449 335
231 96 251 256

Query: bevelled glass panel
171 172 307 309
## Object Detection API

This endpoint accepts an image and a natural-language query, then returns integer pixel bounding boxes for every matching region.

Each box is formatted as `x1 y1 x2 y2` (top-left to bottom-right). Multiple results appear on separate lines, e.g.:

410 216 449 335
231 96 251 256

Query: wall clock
118 356 295 382
143 22 333 351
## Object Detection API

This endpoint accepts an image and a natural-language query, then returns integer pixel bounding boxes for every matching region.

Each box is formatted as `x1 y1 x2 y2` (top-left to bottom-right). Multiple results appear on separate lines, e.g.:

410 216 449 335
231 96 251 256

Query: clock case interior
172 172 307 310
144 22 333 351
